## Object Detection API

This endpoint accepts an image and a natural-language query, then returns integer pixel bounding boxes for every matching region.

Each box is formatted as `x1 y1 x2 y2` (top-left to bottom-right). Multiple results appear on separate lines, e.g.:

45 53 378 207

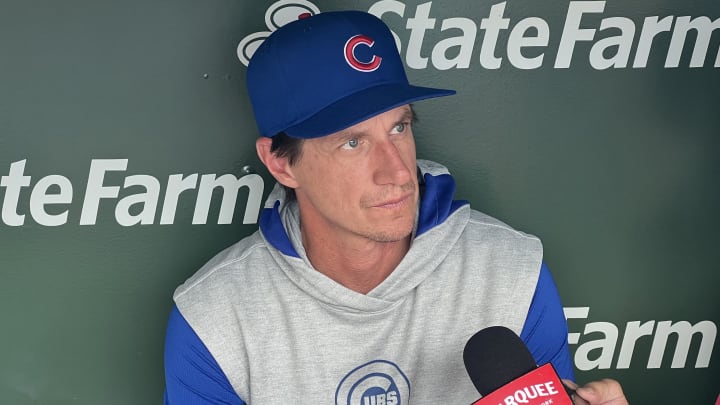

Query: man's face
289 104 418 245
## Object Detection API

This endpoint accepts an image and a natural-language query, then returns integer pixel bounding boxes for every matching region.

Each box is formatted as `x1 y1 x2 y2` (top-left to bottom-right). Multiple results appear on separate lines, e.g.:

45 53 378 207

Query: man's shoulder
172 231 270 302
464 208 541 245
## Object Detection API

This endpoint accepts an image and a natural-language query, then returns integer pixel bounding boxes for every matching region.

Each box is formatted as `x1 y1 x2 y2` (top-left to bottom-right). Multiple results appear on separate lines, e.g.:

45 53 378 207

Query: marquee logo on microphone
471 364 570 405
335 360 410 405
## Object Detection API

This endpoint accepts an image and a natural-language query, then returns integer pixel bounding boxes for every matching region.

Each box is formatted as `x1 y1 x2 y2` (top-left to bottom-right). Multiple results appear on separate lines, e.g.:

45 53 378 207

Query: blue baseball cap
246 10 455 139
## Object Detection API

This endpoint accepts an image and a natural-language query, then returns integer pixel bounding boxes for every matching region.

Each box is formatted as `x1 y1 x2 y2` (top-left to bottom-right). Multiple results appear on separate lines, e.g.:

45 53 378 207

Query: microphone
463 326 574 405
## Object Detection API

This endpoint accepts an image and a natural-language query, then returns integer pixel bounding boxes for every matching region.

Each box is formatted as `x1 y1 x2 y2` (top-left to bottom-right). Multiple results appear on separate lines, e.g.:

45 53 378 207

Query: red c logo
344 35 382 72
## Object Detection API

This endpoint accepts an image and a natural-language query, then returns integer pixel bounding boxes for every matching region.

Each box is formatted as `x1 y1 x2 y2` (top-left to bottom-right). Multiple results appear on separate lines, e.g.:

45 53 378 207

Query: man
164 10 628 405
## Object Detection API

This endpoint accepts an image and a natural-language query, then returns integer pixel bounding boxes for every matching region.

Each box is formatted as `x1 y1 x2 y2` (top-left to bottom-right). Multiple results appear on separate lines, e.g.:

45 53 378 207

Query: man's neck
301 229 411 295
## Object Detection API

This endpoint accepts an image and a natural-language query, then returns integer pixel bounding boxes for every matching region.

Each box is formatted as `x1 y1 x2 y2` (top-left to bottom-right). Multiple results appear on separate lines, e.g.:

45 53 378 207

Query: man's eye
392 122 407 134
342 138 360 149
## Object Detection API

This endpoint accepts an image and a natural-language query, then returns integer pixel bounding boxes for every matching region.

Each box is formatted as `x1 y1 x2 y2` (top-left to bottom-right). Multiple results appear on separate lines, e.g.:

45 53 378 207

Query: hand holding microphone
463 326 628 405
562 379 628 405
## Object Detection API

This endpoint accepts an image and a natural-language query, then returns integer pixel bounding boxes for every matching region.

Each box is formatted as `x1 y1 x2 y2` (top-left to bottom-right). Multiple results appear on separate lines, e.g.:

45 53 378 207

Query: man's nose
372 139 412 186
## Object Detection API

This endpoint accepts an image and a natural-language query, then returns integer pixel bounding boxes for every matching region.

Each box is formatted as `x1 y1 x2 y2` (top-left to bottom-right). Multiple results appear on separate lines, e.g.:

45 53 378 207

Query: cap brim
283 83 455 139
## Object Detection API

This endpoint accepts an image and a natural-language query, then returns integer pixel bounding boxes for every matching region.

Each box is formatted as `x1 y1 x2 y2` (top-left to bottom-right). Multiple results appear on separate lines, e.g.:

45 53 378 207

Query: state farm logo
236 0 320 66
237 0 720 70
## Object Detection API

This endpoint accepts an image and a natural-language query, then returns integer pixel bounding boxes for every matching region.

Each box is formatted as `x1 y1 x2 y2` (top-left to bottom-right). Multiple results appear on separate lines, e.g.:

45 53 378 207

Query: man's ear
256 137 299 188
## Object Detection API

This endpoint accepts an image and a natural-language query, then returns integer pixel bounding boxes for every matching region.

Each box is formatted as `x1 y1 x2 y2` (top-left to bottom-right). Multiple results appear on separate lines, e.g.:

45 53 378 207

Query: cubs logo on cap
246 10 455 139
344 35 382 72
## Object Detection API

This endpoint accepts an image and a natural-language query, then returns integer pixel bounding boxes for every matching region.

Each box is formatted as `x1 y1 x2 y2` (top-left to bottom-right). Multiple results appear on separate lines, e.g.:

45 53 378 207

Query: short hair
270 132 304 201
270 132 304 165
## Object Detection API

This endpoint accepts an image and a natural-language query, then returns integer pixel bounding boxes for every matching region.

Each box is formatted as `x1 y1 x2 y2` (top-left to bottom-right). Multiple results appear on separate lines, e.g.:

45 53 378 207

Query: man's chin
366 223 414 243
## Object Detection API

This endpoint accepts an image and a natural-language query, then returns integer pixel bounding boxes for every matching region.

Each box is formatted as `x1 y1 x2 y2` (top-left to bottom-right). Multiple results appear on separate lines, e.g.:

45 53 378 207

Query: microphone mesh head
463 326 538 395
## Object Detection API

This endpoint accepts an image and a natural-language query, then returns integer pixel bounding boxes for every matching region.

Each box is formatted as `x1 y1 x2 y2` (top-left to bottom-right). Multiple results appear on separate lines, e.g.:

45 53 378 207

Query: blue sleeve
519 262 575 381
164 304 247 405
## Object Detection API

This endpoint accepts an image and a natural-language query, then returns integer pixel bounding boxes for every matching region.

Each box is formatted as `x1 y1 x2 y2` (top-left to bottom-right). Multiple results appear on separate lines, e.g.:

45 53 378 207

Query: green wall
1 0 718 403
